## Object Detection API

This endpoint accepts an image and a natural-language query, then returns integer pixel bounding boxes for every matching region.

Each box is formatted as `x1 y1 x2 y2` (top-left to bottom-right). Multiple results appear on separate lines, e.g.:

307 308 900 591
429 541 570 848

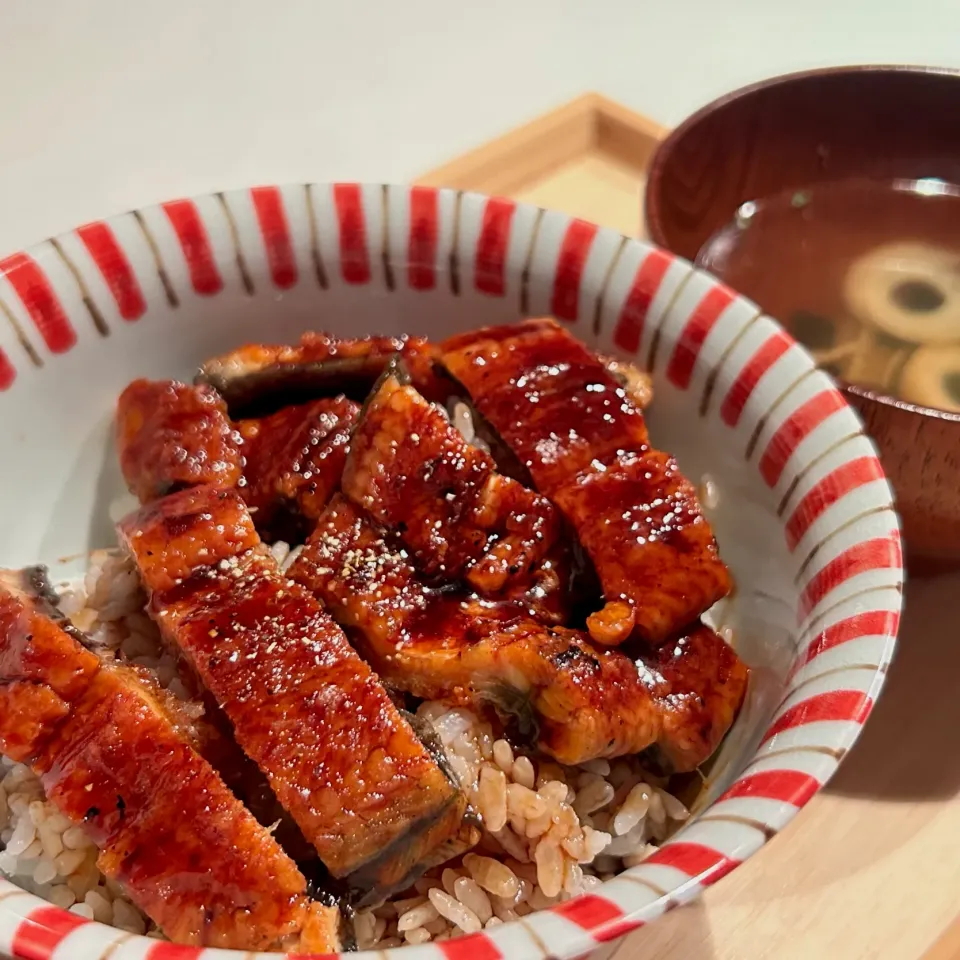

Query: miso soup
696 178 960 413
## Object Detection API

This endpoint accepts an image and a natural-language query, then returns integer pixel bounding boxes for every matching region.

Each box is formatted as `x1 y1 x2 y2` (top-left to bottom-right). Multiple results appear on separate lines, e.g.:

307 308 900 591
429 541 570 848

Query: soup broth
696 178 960 413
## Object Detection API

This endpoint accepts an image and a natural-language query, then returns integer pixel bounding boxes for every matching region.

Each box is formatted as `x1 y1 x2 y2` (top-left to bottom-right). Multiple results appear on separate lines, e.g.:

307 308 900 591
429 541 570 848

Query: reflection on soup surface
697 178 960 413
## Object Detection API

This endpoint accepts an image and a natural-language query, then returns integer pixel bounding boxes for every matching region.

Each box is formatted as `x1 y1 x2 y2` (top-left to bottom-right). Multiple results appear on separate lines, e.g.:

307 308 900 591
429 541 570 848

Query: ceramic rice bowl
0 183 901 960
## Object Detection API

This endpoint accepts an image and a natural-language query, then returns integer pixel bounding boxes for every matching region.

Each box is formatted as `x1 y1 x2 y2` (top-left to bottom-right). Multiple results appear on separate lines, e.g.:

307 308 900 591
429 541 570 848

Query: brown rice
0 549 689 951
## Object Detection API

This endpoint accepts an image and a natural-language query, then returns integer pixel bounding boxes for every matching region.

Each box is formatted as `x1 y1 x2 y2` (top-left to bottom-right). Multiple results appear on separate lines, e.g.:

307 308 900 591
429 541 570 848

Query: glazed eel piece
117 379 359 543
118 486 477 901
116 379 244 503
195 332 450 416
236 395 360 542
116 379 349 854
117 375 573 618
288 496 748 771
341 367 568 613
113 357 745 769
441 318 734 647
194 329 652 419
0 569 339 952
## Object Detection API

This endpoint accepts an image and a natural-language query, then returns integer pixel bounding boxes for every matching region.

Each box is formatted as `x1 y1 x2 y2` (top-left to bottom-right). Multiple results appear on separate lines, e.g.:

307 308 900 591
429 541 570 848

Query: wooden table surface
611 572 960 960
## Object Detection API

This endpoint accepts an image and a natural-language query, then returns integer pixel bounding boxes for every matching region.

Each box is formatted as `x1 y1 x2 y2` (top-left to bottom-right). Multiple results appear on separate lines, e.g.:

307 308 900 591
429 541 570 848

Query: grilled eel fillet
195 332 449 415
116 379 244 503
117 379 358 544
114 345 744 768
118 486 477 899
342 369 562 599
441 318 733 647
120 376 569 617
236 395 359 542
0 569 338 952
288 496 748 771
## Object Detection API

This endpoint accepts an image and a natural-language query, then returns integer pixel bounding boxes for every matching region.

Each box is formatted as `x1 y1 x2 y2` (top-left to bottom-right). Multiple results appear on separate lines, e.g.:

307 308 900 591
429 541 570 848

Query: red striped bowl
0 183 901 960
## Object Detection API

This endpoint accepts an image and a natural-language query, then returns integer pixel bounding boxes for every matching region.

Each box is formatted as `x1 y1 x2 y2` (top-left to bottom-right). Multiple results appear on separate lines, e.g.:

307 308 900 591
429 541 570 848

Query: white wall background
0 0 957 251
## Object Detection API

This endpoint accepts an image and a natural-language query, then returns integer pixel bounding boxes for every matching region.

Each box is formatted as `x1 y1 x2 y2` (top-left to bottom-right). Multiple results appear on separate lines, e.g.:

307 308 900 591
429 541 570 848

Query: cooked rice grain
0 548 691 951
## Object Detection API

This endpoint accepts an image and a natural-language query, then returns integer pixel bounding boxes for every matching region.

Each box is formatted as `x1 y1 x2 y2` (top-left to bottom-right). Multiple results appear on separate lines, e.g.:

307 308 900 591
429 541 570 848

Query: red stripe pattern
785 456 885 550
720 329 792 427
667 284 735 388
332 184 371 285
76 222 147 320
551 219 598 322
761 689 872 745
759 389 846 487
146 943 204 960
408 186 439 290
0 253 76 353
799 535 902 619
251 186 297 289
161 200 222 295
10 906 87 960
802 609 900 666
645 842 740 884
0 349 14 390
437 933 503 959
719 769 820 807
474 197 515 296
612 249 673 354
553 894 642 942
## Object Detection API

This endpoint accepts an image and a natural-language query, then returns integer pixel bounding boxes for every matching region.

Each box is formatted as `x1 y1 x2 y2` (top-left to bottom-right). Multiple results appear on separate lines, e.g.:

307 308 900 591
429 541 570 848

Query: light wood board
420 92 665 238
419 93 960 960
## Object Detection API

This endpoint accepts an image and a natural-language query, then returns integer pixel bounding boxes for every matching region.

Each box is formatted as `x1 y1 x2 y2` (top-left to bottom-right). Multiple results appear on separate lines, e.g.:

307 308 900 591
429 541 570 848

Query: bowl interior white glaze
0 184 901 960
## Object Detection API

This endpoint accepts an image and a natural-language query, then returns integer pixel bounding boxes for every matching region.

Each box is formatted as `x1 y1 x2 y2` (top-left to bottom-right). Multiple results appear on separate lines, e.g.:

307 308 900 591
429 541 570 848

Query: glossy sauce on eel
289 496 747 772
90 320 750 950
0 569 339 952
442 318 734 647
118 486 478 902
114 371 745 772
341 367 566 615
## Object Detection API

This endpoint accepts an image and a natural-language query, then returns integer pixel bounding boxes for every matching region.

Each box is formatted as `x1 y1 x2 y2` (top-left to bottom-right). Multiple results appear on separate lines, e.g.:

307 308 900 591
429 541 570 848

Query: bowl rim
644 62 960 423
0 180 904 960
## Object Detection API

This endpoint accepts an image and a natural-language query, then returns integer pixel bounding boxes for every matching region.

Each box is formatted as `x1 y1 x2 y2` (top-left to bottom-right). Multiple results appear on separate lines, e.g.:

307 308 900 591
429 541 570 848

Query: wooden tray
419 94 960 960
419 93 665 239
